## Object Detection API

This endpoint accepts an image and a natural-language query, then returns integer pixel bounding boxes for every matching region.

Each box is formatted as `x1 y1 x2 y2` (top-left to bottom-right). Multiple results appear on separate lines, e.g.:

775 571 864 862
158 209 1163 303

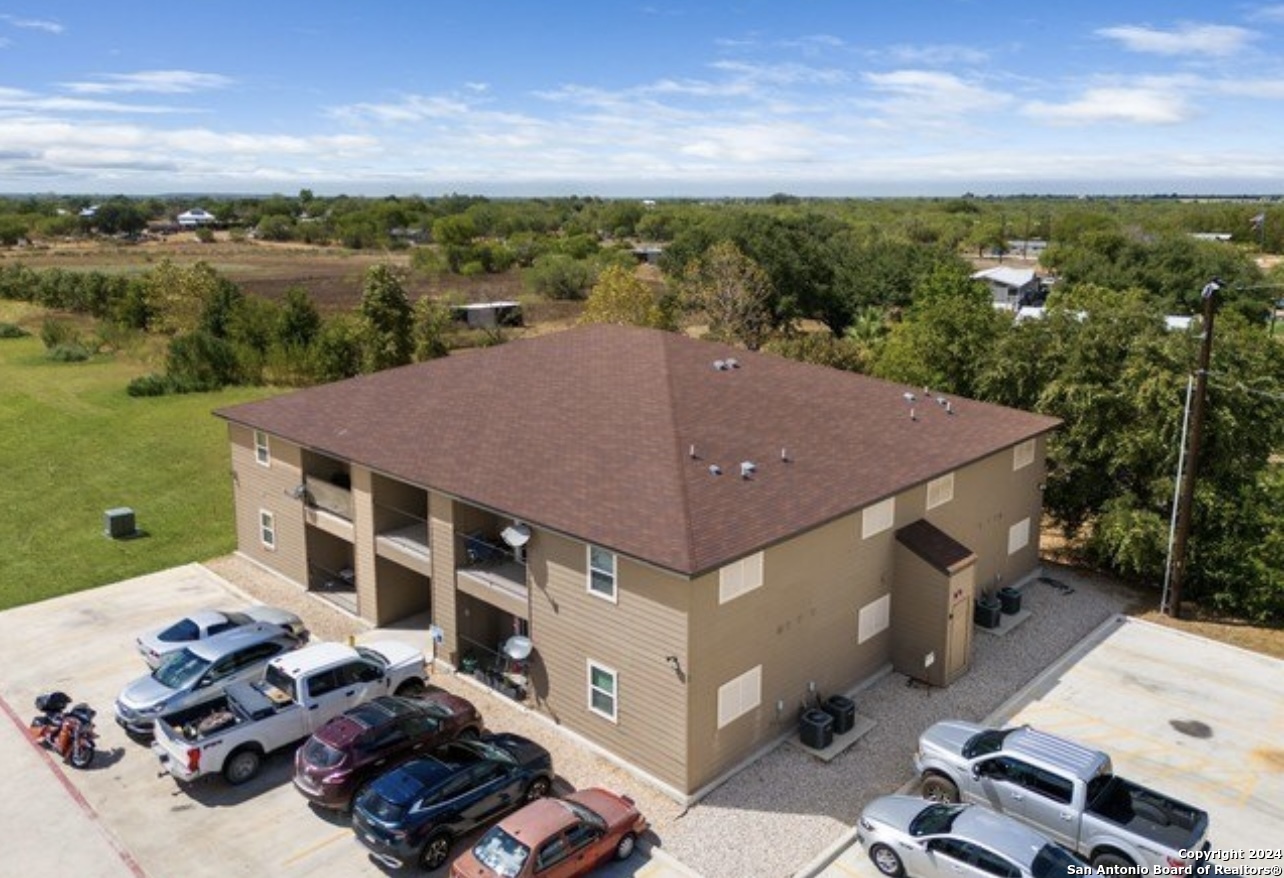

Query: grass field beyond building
0 302 280 610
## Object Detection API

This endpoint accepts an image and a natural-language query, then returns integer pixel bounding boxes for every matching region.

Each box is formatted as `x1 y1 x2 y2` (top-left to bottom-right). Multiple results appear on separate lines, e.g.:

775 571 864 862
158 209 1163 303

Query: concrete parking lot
808 615 1284 877
0 565 694 878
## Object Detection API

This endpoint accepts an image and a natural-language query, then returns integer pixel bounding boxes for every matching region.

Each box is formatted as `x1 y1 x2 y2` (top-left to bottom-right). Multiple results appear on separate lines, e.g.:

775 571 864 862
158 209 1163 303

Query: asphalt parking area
810 615 1284 877
0 565 687 878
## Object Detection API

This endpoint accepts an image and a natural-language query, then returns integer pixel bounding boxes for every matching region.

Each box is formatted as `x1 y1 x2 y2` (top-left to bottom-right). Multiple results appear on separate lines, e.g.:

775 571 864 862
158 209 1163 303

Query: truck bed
1087 775 1208 851
159 680 295 743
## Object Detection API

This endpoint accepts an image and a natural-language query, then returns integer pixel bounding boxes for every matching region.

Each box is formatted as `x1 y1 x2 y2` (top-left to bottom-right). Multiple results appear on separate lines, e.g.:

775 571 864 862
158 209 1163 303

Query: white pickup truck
152 640 427 785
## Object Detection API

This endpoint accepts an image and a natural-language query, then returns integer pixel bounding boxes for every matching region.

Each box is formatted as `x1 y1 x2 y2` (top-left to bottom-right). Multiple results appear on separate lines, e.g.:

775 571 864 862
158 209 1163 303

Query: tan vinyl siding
428 491 460 663
227 424 307 586
686 510 891 790
923 440 1046 590
529 531 689 790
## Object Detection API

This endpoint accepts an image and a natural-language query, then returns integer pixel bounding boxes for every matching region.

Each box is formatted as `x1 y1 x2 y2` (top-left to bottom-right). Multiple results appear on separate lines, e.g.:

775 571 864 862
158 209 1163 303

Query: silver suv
115 622 303 735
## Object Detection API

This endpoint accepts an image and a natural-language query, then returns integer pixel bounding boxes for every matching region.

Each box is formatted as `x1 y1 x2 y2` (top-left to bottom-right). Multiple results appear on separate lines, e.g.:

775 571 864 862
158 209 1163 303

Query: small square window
587 661 617 722
253 430 270 467
259 509 276 550
587 545 616 602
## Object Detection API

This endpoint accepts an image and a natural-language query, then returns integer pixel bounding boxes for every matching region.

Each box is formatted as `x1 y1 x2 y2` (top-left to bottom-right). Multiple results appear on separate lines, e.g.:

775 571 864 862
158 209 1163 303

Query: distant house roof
971 266 1037 289
216 326 1059 576
177 208 216 226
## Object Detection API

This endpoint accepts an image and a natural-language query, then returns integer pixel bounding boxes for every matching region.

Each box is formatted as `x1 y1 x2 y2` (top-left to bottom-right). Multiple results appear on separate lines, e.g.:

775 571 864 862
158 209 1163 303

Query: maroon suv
294 690 482 811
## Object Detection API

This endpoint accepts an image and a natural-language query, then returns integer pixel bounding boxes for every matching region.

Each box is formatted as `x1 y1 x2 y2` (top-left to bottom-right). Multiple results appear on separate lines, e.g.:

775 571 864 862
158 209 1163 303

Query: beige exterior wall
428 491 460 663
922 439 1047 594
528 531 690 791
227 424 307 586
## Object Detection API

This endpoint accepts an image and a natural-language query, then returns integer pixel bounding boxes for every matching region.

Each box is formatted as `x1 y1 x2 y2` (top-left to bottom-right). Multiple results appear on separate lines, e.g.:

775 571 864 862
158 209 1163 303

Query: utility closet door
946 565 975 683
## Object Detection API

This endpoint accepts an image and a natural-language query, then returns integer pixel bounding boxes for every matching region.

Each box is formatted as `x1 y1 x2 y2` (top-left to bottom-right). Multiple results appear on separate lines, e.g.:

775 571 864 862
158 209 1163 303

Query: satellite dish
503 636 533 660
500 523 531 548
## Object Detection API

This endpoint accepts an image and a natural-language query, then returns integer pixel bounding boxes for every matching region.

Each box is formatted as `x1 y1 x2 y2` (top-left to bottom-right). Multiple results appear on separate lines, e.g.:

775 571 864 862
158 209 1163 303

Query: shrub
40 317 80 349
165 331 241 390
0 322 29 339
47 342 91 362
126 373 173 397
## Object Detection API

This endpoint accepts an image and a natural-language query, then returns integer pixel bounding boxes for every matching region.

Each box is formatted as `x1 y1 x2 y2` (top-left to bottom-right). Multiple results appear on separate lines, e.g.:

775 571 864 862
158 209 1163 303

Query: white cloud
1248 5 1284 23
1096 23 1256 57
1023 87 1191 124
0 15 64 34
878 44 990 66
862 70 1009 117
60 70 233 95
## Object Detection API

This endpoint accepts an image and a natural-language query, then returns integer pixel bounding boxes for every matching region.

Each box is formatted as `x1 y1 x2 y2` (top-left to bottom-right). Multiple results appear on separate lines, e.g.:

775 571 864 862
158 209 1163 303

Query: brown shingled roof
216 325 1059 577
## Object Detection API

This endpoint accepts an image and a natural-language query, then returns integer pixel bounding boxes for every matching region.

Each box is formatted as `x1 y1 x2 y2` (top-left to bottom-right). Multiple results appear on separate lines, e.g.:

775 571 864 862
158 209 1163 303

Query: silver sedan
858 795 1088 878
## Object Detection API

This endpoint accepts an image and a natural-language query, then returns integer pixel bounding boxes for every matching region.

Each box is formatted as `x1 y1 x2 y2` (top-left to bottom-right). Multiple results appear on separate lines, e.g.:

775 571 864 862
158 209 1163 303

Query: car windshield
223 611 252 626
908 804 966 837
962 728 1016 758
354 645 391 669
464 739 516 765
471 827 530 878
157 618 201 643
301 737 345 769
1031 844 1086 878
153 648 211 689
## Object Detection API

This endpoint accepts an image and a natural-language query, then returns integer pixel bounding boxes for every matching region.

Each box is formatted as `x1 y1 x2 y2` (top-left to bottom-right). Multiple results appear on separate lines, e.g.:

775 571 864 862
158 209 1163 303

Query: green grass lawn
0 308 282 610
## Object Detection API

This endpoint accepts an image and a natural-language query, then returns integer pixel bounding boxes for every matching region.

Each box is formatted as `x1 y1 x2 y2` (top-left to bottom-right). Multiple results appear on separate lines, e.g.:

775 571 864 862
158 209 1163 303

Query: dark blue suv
352 733 554 871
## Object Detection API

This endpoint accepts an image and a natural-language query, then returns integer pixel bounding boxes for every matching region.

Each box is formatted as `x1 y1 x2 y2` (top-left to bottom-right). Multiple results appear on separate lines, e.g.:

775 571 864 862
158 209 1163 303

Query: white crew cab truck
152 640 427 785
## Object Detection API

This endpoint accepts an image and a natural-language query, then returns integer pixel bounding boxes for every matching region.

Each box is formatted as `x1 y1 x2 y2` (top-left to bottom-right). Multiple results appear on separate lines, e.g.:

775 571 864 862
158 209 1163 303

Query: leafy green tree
0 215 29 245
679 241 774 349
359 264 414 371
311 316 363 383
165 331 241 390
581 265 675 330
277 286 321 349
525 254 595 300
143 260 239 335
413 296 454 360
92 198 148 236
871 264 1006 397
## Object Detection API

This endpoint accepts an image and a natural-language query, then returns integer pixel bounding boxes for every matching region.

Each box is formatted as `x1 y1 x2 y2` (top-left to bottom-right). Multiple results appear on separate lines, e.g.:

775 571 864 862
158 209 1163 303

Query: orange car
450 787 648 878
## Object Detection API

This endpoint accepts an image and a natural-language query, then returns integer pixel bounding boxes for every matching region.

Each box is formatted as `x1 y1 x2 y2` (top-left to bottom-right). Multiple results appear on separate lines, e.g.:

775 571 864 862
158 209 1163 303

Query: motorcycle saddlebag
35 691 71 714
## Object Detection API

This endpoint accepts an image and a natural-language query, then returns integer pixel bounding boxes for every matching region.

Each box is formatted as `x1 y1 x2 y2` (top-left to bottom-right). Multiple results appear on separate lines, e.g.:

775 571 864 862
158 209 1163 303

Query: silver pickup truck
915 721 1211 872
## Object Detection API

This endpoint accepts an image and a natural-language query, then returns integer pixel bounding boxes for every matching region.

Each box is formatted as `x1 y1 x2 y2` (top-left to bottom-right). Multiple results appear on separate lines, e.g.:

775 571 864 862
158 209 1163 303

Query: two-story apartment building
215 324 1059 800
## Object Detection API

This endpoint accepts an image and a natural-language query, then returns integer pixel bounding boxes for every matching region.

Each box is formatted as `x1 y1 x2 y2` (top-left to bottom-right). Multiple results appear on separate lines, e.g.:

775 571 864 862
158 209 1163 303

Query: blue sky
4 2 1284 197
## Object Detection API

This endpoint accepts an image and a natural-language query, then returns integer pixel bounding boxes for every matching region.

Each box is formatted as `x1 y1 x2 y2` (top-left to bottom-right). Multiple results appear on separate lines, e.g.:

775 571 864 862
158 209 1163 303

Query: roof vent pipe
689 443 697 459
780 447 790 463
740 461 756 479
709 464 722 476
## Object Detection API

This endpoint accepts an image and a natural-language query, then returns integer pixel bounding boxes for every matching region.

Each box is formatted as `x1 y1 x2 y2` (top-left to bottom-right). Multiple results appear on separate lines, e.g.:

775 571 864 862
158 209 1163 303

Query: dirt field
0 234 544 315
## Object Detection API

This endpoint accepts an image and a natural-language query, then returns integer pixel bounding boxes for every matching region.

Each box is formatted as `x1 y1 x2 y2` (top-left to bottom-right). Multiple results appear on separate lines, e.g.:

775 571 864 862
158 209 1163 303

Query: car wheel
396 679 426 697
614 832 637 861
524 777 551 801
921 773 960 803
419 832 452 871
1093 852 1134 871
222 747 262 785
870 843 905 878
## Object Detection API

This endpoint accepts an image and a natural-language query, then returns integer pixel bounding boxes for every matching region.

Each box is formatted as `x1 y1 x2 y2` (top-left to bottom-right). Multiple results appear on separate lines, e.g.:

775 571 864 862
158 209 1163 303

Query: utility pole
1164 279 1221 618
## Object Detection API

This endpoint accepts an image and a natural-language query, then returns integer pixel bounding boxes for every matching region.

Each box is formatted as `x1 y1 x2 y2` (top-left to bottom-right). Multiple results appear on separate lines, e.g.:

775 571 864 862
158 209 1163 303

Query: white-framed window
858 594 891 643
587 660 618 722
1008 517 1031 554
587 546 617 602
716 665 762 729
1013 439 1035 471
926 473 955 510
259 509 276 550
862 497 895 539
253 429 270 466
719 552 764 604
